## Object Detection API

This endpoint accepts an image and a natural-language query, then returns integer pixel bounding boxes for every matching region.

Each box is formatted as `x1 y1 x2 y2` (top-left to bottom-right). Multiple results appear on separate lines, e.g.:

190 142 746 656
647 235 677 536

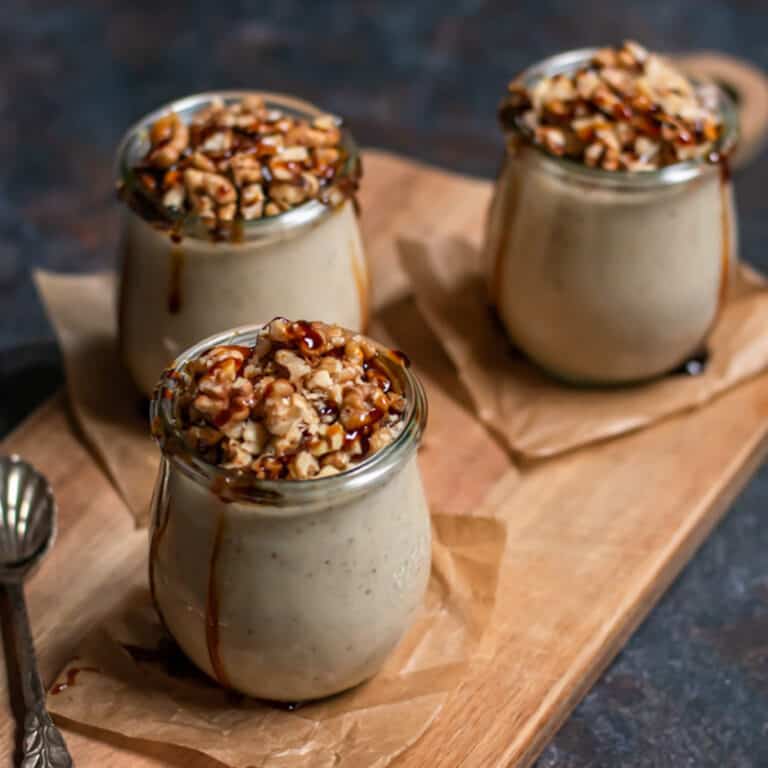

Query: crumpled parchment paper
400 236 768 459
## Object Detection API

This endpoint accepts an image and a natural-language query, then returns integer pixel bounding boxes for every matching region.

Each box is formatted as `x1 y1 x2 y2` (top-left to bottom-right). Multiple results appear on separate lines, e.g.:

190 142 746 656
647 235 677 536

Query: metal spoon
0 454 73 768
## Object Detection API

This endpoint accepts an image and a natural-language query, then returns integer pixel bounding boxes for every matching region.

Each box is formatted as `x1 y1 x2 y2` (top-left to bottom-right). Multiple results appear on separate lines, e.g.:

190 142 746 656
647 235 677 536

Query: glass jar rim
503 47 740 188
116 90 361 242
150 323 428 510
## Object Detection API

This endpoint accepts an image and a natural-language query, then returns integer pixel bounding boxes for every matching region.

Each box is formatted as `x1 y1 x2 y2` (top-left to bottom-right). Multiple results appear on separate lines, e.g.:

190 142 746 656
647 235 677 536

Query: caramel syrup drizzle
149 460 172 630
717 159 732 315
205 511 230 687
350 239 370 332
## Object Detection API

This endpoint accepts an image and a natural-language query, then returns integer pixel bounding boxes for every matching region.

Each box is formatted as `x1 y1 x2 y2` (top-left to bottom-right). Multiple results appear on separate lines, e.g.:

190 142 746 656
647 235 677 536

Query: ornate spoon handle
5 582 73 768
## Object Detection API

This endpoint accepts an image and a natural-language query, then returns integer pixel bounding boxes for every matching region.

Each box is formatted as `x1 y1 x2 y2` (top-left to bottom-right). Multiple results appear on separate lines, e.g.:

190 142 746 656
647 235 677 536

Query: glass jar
116 91 368 397
484 49 739 384
148 324 430 702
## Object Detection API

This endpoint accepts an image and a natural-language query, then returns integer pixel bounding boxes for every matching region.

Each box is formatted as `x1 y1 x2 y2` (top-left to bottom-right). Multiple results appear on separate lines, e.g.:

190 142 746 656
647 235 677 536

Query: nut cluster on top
130 95 358 237
169 319 408 480
499 41 724 171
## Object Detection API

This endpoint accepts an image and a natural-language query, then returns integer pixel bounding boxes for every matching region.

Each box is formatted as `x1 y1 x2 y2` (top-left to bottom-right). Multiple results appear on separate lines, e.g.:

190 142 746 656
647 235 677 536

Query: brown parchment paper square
46 513 507 768
34 270 157 524
400 237 768 459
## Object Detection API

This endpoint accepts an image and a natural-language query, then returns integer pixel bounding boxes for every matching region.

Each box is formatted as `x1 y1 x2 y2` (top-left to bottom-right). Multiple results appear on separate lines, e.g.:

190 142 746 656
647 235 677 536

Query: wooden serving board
3 150 768 768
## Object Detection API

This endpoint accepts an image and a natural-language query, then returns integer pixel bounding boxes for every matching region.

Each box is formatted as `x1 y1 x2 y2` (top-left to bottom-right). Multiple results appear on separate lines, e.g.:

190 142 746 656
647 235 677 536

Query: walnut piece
147 113 189 168
168 320 409 481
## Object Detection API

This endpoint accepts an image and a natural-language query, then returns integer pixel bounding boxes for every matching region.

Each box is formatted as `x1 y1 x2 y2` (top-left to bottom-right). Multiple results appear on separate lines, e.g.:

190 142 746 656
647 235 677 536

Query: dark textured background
2 1 768 765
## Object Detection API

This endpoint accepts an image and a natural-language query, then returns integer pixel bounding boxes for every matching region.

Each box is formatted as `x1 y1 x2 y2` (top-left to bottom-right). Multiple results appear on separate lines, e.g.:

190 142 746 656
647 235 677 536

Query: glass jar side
148 447 431 700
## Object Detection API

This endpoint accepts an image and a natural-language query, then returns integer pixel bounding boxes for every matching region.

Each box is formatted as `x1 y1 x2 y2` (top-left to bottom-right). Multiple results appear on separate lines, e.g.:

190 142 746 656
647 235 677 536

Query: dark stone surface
1 1 767 764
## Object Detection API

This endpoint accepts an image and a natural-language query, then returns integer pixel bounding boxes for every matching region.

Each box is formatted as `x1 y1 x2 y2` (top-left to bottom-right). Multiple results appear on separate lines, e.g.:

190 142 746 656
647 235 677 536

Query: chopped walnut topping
167 319 409 480
128 95 360 239
499 41 726 171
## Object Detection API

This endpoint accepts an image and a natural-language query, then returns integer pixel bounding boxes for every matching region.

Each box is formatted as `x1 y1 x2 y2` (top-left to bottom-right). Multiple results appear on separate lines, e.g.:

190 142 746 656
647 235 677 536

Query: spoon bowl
0 455 56 580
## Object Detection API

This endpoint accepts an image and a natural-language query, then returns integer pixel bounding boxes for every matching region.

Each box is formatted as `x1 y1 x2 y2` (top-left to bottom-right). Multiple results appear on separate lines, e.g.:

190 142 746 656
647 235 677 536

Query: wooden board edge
512 423 768 768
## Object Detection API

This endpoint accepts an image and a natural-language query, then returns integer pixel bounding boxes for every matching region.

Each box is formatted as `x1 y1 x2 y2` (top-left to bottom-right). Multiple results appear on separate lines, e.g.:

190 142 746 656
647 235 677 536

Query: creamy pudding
117 92 368 397
484 42 739 383
149 319 430 701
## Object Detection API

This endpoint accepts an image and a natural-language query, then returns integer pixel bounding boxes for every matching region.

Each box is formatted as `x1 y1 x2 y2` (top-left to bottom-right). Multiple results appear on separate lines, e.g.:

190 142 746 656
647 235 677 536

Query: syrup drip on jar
715 155 732 315
667 146 730 380
149 461 172 630
205 511 230 687
167 242 184 314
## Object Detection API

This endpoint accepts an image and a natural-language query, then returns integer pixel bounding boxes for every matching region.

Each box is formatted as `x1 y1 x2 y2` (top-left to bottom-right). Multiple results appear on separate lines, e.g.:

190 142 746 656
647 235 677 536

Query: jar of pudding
484 42 739 384
148 319 430 701
117 92 368 397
